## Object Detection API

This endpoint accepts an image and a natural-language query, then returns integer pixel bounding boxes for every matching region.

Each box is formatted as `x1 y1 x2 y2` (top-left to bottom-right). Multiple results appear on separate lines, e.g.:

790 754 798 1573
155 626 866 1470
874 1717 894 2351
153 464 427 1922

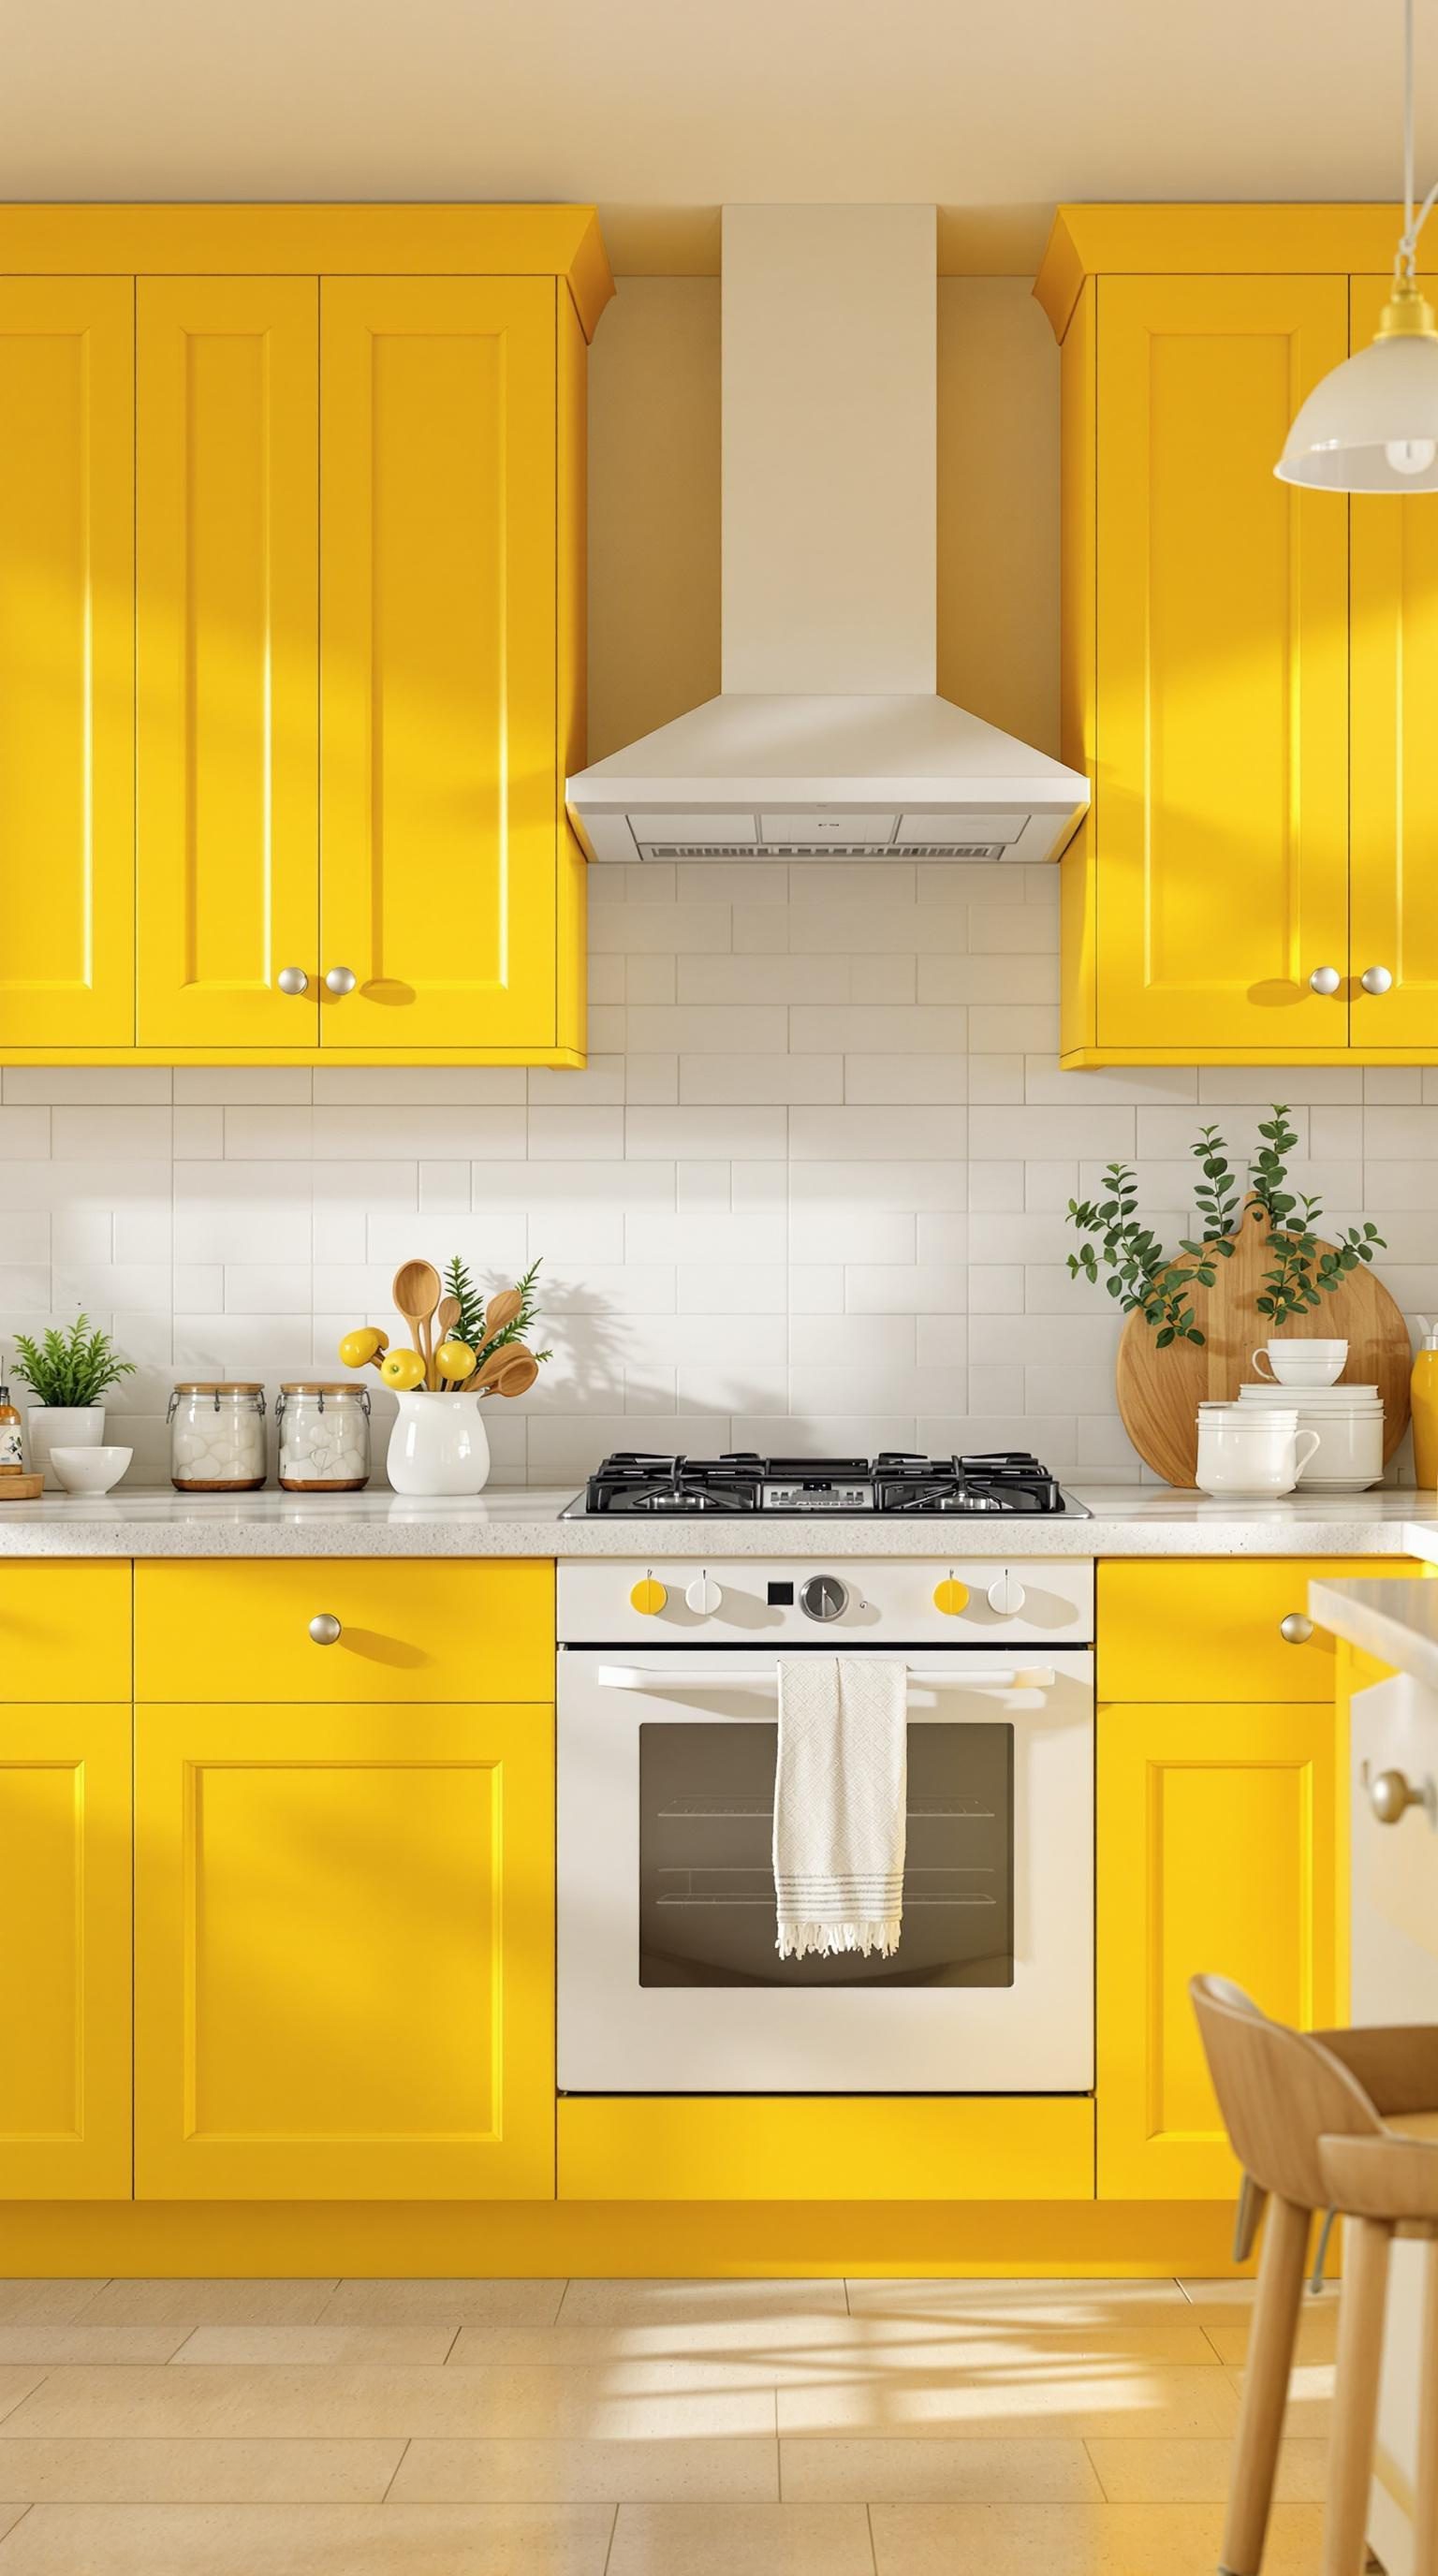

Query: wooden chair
1191 1973 1438 2576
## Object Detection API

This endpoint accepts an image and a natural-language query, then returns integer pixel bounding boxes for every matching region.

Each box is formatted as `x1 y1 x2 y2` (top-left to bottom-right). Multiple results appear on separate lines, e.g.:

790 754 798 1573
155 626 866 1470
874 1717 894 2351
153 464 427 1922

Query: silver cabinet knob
277 966 309 996
1370 1767 1425 1824
1361 965 1394 995
800 1573 849 1623
1279 1612 1314 1645
325 966 358 997
308 1613 342 1646
1309 966 1343 996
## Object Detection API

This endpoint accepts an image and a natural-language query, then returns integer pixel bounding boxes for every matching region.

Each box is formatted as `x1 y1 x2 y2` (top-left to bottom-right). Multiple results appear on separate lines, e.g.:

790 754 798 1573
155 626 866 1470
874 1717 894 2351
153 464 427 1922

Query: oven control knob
987 1571 1027 1617
684 1573 722 1616
630 1577 668 1617
800 1573 849 1623
933 1578 969 1616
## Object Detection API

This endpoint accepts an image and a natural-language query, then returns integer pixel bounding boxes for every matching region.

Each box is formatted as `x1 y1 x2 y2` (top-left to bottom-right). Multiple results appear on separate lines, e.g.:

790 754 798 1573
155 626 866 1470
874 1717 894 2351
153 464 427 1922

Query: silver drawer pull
1309 965 1342 996
308 1613 342 1646
594 1662 1056 1693
1279 1613 1314 1645
1370 1767 1426 1825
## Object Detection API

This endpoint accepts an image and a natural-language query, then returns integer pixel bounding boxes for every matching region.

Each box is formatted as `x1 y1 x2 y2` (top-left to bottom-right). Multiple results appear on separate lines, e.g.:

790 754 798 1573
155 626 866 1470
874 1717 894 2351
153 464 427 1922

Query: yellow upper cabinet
0 278 134 1050
320 279 558 1052
138 278 320 1048
1038 207 1438 1066
0 206 611 1066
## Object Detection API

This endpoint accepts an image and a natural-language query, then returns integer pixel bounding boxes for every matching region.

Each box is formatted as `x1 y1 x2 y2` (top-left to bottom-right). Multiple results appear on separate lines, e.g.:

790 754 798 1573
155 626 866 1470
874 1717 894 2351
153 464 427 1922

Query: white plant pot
386 1390 492 1497
26 1405 106 1492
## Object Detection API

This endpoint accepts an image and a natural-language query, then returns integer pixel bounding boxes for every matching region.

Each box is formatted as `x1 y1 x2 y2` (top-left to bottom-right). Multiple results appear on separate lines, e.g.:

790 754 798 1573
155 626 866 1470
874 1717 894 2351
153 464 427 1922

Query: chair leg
1323 2216 1393 2576
1412 2235 1438 2576
1221 2194 1311 2576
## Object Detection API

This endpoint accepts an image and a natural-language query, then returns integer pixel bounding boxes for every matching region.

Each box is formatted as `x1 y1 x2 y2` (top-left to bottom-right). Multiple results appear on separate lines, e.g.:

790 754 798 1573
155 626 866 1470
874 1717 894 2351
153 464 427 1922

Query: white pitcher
386 1391 492 1497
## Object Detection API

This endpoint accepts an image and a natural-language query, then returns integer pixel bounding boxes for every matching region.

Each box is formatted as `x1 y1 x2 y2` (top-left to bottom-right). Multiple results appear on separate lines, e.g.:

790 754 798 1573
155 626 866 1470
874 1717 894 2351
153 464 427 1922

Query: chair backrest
1190 1974 1386 2207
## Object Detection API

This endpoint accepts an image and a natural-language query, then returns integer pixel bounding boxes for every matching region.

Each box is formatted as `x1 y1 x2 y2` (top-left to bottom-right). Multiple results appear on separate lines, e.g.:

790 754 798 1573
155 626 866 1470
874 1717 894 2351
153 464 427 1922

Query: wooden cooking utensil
490 1350 538 1399
472 1343 516 1392
1115 1193 1410 1486
485 1288 523 1336
391 1258 442 1390
433 1295 462 1388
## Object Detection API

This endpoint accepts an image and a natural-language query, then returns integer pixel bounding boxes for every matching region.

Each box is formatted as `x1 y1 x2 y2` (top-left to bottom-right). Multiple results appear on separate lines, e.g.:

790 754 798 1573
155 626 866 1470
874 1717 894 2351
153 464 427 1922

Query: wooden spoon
490 1350 538 1400
485 1288 524 1336
392 1258 442 1390
433 1295 462 1388
472 1343 517 1392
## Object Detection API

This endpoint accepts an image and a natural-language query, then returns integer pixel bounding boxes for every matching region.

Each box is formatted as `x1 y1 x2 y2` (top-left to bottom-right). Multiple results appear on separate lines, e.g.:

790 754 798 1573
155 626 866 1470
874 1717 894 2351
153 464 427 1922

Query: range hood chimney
566 204 1089 864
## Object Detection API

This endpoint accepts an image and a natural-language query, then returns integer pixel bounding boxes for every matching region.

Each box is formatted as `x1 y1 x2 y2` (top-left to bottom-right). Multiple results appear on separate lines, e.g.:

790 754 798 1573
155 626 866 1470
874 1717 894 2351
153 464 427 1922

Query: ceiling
0 0 1427 272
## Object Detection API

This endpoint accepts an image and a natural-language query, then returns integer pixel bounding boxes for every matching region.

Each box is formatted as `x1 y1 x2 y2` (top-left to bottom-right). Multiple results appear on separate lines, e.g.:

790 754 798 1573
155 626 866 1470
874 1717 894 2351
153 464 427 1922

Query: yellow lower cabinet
1098 1700 1337 2200
0 1705 132 2198
135 1700 553 2200
560 2096 1094 2203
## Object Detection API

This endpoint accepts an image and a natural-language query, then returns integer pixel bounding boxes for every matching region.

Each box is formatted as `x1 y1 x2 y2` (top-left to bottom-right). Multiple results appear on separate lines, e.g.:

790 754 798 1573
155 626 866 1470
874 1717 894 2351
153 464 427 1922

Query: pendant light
1277 0 1438 490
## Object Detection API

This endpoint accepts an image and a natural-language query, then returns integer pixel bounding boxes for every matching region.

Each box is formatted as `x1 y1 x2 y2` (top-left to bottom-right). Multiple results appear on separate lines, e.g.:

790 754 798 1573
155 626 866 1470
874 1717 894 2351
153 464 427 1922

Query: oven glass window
638 1722 1014 1987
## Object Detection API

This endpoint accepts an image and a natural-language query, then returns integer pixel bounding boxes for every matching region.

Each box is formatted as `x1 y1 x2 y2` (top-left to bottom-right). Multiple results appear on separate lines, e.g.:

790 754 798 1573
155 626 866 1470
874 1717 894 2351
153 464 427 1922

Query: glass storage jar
275 1383 371 1492
168 1383 267 1492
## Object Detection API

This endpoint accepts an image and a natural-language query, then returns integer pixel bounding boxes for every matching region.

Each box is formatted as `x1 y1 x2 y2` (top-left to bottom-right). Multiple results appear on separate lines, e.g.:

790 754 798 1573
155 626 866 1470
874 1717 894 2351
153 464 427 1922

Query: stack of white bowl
1236 1339 1384 1489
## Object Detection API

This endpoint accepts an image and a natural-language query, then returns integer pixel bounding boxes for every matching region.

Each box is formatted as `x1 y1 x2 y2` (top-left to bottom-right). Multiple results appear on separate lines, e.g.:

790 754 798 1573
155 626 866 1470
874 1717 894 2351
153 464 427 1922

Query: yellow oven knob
933 1578 969 1616
631 1577 668 1616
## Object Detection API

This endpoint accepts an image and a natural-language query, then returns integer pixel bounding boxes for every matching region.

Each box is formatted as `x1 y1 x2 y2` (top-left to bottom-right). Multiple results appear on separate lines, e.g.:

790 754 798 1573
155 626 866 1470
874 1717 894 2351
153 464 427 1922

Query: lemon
436 1338 477 1383
338 1325 388 1369
379 1346 427 1391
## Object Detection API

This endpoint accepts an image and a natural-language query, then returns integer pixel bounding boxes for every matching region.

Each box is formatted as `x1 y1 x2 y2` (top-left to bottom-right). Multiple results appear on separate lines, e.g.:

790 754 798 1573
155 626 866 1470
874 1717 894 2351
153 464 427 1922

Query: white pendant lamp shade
1276 294 1438 491
1276 0 1438 493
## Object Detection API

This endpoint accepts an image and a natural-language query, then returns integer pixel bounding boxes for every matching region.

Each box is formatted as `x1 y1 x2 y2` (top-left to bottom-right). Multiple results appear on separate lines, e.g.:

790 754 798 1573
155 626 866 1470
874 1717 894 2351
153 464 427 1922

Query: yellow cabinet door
1095 277 1350 1053
137 277 319 1047
319 277 559 1051
0 1705 132 2198
0 278 133 1048
1351 271 1438 1052
135 1701 554 2200
1098 1701 1338 2200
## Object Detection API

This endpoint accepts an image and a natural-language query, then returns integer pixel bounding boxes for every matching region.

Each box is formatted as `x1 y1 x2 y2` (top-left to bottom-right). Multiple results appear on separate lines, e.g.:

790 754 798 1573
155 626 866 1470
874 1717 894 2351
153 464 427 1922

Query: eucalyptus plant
1065 1107 1384 1347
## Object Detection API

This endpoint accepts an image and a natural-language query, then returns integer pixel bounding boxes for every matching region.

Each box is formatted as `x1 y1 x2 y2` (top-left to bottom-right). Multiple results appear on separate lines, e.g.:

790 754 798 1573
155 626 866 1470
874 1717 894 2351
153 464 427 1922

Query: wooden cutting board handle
1114 1196 1411 1487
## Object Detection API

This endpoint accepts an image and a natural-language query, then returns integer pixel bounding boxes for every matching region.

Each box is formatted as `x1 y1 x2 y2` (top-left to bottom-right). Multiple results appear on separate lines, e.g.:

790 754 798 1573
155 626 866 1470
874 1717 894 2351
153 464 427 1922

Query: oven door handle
594 1663 1059 1692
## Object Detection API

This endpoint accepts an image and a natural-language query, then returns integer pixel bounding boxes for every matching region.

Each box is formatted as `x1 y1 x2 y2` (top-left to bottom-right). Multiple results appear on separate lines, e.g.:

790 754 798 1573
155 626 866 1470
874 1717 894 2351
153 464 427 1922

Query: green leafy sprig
1065 1106 1385 1343
441 1255 552 1372
11 1313 136 1409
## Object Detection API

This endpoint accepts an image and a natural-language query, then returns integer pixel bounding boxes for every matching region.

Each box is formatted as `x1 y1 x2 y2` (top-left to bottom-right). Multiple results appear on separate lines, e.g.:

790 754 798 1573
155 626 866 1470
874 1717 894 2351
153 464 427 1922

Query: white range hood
566 204 1090 865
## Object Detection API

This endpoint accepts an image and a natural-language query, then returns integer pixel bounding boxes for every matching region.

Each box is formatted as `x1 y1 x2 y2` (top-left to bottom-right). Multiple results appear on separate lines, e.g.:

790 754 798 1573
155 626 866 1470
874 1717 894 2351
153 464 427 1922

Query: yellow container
1414 1322 1438 1492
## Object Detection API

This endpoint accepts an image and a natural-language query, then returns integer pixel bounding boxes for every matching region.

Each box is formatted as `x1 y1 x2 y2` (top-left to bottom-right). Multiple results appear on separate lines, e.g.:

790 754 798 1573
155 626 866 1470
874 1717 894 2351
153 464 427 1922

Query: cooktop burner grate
570 1449 1084 1517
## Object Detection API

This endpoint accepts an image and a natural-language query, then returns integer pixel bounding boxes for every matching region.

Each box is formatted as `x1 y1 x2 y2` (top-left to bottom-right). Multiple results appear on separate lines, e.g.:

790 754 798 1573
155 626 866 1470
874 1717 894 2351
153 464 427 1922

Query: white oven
556 1557 1093 2095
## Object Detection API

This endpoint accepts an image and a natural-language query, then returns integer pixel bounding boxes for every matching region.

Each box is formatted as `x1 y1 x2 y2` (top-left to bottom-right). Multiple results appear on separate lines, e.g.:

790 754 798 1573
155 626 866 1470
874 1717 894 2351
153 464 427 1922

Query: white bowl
50 1444 133 1496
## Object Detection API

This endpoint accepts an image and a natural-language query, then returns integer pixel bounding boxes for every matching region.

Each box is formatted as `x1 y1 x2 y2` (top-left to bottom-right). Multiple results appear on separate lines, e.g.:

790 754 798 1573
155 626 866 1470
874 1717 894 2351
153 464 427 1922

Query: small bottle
1415 1318 1438 1492
0 1358 22 1474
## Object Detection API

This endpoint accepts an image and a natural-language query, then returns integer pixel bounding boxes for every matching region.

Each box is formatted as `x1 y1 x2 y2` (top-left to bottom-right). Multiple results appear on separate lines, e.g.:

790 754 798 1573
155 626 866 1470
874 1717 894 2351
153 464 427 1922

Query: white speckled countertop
0 1485 1434 1558
1311 1561 1438 1689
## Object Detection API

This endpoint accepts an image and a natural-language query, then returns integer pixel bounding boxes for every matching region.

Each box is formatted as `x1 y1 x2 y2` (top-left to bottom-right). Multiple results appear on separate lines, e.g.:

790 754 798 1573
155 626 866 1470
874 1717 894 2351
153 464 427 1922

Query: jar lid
172 1382 263 1396
279 1382 357 1396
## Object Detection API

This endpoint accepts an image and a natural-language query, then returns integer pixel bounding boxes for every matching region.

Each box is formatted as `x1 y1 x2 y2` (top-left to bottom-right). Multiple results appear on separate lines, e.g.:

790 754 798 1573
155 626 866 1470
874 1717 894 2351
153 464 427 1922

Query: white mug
1196 1409 1323 1498
1251 1338 1347 1387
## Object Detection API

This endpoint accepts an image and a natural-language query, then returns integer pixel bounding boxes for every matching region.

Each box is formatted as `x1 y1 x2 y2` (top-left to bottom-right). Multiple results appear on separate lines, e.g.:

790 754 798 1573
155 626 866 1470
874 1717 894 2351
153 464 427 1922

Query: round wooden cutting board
1115 1199 1411 1487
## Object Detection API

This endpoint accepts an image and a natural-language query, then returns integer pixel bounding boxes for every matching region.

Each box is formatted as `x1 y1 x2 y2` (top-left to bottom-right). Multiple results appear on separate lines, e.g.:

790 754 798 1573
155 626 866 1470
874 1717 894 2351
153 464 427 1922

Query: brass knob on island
1279 1612 1314 1645
932 1578 969 1615
630 1577 667 1617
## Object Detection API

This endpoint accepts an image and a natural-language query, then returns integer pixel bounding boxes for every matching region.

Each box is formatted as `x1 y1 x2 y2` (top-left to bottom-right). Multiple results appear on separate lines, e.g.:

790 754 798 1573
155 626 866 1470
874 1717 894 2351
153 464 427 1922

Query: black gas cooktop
565 1451 1088 1517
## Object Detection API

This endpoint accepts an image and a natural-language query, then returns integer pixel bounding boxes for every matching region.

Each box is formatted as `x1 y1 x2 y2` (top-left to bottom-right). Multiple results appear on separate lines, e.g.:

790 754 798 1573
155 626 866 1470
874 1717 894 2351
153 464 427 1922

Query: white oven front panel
557 1646 1093 2095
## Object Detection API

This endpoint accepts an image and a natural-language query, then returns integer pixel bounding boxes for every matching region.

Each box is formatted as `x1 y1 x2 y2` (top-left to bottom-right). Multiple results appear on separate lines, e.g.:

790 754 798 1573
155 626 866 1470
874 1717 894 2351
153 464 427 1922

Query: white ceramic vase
26 1405 106 1492
386 1390 492 1497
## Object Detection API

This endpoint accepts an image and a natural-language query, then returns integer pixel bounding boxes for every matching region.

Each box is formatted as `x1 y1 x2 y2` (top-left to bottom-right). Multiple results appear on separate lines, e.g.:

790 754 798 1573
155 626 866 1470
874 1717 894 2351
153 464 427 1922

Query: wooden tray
0 1473 44 1501
1115 1197 1411 1487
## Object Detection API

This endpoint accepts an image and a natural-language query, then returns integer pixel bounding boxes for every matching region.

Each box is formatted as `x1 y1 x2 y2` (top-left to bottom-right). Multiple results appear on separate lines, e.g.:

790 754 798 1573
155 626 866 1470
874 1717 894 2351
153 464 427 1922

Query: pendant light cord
1400 0 1438 277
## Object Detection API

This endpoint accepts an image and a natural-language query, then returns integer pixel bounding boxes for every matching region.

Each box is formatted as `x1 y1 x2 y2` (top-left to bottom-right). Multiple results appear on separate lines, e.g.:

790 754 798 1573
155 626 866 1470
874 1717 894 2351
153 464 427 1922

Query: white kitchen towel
773 1656 908 1959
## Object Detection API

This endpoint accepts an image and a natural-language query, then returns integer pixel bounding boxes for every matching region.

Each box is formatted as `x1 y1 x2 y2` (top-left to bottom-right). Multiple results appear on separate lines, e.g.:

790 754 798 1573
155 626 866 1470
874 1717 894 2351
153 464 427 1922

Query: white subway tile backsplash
3 861 1428 1486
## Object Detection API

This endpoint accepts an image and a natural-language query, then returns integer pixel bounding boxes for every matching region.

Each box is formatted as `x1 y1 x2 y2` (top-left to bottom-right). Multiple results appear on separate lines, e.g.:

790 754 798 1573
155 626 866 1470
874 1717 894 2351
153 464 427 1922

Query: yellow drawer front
1099 1558 1429 1704
135 1559 553 1702
0 1562 131 1700
559 2097 1094 2203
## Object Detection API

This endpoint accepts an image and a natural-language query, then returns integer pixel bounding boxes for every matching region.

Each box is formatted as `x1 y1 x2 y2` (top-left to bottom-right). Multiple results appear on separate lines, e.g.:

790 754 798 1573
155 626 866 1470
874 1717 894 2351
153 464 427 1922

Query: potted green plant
12 1314 136 1489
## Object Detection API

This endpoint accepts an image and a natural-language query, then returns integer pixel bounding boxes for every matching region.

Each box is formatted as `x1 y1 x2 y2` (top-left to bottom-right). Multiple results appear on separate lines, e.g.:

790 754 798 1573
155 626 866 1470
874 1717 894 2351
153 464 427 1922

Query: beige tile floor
0 2273 1347 2571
